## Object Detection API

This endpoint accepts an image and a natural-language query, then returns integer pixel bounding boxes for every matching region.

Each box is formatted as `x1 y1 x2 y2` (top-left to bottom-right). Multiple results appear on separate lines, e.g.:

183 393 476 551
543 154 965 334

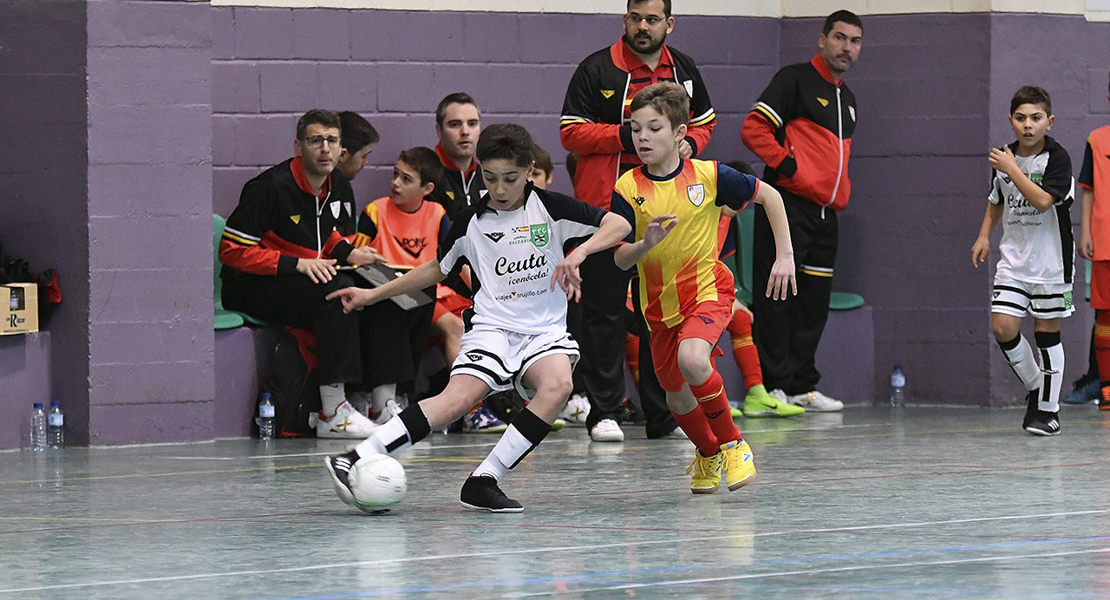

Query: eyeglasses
302 135 340 149
626 13 666 26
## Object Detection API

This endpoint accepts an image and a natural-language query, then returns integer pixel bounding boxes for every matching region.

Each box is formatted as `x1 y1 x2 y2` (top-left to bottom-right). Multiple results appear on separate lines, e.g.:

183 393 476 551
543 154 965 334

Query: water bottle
890 365 906 407
47 400 65 449
30 403 47 451
257 393 275 440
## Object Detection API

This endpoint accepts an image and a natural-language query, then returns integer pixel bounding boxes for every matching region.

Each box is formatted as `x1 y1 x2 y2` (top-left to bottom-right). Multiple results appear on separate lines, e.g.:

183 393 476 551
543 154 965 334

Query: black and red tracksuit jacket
741 54 856 212
429 143 485 222
560 40 716 210
219 157 358 278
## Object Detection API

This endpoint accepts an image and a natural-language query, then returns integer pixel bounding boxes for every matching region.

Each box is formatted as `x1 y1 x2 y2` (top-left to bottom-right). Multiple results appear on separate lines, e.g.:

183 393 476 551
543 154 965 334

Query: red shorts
433 292 471 323
648 299 731 392
1092 261 1110 310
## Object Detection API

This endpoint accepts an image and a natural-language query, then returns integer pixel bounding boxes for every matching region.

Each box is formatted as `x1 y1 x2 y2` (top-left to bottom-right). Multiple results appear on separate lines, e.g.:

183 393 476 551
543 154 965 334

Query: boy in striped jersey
1078 74 1110 411
972 86 1075 436
612 82 796 493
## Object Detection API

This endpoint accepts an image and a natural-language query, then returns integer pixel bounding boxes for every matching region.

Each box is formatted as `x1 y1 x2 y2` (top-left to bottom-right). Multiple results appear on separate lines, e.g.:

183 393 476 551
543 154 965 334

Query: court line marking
1 508 1108 595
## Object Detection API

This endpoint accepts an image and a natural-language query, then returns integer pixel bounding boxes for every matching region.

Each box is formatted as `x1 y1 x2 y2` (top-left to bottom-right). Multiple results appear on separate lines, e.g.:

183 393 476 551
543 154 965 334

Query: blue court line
252 534 1110 600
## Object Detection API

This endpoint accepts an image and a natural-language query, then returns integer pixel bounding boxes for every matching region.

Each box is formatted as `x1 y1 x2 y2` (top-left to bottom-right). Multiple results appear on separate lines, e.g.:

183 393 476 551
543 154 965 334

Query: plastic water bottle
30 403 47 451
890 365 906 407
257 393 275 440
47 401 64 449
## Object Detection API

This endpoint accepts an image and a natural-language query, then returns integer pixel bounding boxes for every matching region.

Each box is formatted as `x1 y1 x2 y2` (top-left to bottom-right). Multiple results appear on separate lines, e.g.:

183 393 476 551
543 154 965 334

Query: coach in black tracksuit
741 11 862 411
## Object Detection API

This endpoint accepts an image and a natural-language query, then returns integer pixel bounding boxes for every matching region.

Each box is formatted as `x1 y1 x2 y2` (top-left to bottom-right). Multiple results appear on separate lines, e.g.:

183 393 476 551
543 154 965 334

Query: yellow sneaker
720 439 756 491
685 451 722 494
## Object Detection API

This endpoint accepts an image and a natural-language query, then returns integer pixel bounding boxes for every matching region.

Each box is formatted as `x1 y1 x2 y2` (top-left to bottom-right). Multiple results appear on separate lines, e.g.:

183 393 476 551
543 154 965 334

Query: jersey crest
530 224 549 247
687 184 705 207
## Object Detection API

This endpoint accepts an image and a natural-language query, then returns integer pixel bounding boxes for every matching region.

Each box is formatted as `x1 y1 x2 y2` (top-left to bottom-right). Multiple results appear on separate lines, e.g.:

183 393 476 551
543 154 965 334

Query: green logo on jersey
1030 172 1043 185
530 224 549 247
1064 290 1073 310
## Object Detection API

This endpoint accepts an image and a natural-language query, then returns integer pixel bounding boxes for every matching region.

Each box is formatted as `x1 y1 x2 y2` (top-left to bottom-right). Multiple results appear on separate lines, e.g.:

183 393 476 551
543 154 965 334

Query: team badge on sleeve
687 184 705 207
330 201 341 219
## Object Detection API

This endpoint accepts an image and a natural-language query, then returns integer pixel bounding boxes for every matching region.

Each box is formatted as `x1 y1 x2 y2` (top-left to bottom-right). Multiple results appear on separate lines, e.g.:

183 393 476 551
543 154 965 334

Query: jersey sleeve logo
687 184 705 207
344 202 352 217
600 89 615 98
682 80 694 97
817 96 829 107
849 106 856 122
446 191 456 200
530 224 549 247
290 215 301 224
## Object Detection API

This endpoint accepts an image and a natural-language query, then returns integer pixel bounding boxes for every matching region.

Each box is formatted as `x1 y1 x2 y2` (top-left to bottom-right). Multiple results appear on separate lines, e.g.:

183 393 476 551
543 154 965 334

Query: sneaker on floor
1022 389 1039 430
743 384 805 418
551 418 566 432
371 398 404 425
719 439 757 491
1062 378 1100 405
317 401 380 439
462 406 508 433
589 418 625 442
686 450 722 494
347 391 373 418
788 390 844 412
620 398 646 425
324 450 361 507
558 393 590 426
460 476 523 513
730 404 742 418
1025 411 1061 436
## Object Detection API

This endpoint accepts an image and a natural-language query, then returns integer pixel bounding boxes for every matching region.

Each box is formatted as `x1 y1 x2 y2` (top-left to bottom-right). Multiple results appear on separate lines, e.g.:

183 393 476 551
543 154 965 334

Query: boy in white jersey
324 124 631 512
971 85 1076 436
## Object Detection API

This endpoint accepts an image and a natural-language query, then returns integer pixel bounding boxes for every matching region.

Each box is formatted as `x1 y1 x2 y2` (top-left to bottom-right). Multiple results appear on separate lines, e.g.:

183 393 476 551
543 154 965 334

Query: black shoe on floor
1025 411 1061 436
324 450 361 507
460 476 523 513
1022 389 1039 430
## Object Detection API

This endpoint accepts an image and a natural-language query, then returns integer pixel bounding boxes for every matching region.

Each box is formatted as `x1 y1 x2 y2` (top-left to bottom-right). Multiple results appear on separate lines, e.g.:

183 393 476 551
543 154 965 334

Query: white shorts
991 276 1074 319
452 325 579 400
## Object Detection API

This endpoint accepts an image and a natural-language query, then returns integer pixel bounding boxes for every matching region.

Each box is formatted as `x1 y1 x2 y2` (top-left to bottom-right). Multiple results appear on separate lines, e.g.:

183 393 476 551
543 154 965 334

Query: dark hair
296 109 341 141
627 0 670 17
1010 85 1053 116
724 160 756 177
822 10 862 35
476 124 535 168
435 93 480 127
532 144 554 177
397 147 444 188
566 152 578 180
630 81 689 129
338 111 379 154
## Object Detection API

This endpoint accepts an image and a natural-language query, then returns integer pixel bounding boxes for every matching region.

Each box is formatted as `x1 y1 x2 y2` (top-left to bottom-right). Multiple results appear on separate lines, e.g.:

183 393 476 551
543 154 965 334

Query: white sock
471 424 534 481
371 383 395 414
1000 335 1040 391
1038 341 1064 413
320 383 345 415
355 416 410 458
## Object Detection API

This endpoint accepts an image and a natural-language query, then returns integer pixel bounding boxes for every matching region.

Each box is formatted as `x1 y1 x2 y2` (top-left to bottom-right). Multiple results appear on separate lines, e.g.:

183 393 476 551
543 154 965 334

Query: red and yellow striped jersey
611 159 758 328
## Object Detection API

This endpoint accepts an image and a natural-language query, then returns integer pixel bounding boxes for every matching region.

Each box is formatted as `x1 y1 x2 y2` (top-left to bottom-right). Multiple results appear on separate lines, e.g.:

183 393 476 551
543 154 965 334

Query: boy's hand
643 214 678 249
971 236 990 267
766 256 796 301
552 249 586 302
296 257 337 284
1080 230 1094 260
347 246 384 267
325 286 377 313
732 299 754 322
988 146 1018 176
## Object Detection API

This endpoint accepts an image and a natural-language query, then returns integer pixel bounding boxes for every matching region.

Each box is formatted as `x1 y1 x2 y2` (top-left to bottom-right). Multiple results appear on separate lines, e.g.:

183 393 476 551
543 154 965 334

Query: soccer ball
349 454 406 513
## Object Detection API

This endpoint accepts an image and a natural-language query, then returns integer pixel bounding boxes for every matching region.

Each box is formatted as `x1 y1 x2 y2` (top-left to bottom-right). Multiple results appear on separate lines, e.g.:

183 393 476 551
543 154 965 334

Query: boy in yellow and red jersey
612 82 796 494
1078 74 1110 411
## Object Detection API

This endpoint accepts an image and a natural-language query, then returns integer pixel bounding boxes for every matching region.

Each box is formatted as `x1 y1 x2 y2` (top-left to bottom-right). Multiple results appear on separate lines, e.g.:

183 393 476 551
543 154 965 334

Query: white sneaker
590 418 624 442
317 401 379 438
347 390 373 418
373 398 404 425
769 388 789 403
559 393 590 426
788 390 844 412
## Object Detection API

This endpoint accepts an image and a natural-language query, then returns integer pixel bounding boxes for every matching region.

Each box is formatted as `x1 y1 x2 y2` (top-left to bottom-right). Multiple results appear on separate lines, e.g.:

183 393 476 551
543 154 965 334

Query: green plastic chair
731 207 864 310
213 214 245 330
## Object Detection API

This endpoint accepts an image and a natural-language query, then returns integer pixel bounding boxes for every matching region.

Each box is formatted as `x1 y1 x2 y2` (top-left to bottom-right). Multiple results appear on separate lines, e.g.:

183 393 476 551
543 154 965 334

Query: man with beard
741 10 863 413
560 0 716 442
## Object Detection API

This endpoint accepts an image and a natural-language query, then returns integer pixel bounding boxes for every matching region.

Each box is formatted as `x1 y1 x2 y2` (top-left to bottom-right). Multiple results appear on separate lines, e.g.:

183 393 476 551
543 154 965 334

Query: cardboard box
1 283 39 335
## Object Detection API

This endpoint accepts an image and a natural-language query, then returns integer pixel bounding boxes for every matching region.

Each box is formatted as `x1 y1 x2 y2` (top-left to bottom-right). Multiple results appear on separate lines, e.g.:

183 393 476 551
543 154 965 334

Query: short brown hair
296 109 340 140
1010 85 1053 116
435 93 480 127
630 81 689 129
476 124 535 168
532 144 553 177
338 111 379 154
397 147 444 187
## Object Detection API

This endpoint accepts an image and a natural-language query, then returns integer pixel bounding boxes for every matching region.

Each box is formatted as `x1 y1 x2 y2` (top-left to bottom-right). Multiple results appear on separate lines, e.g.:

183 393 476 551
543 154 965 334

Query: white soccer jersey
989 136 1076 284
438 185 606 335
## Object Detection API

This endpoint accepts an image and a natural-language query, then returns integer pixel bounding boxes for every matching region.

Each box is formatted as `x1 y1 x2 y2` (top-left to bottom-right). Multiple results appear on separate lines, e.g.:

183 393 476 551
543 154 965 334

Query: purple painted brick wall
0 0 90 447
86 0 214 444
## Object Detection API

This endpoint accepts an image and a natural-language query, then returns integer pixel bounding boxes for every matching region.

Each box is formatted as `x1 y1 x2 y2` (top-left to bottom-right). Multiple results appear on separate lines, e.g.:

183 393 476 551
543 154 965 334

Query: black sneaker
460 476 523 513
1025 411 1061 436
324 450 360 507
1022 389 1039 430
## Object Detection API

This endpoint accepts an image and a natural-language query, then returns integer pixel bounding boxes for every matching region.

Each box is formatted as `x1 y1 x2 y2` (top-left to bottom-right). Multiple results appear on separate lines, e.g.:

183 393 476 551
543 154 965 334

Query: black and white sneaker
1022 389 1039 430
324 450 361 507
1025 411 1061 436
460 476 523 513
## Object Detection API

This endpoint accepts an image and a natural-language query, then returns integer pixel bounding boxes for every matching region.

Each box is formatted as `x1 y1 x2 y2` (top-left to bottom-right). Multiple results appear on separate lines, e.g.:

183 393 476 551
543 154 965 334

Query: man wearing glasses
220 109 382 438
559 0 716 442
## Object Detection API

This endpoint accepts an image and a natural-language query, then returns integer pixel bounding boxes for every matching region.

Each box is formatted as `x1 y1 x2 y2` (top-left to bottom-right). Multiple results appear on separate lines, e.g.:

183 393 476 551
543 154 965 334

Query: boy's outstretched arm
1080 187 1095 260
751 183 796 300
553 212 632 301
325 259 446 314
972 203 1003 267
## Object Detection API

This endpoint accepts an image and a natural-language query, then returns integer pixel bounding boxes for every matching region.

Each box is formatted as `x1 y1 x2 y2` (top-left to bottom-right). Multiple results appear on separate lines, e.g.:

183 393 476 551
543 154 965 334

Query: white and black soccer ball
349 454 406 513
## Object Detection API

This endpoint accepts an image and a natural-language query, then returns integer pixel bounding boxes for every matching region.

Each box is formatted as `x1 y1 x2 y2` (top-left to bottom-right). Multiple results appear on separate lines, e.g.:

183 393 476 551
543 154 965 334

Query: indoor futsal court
4 405 1110 599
